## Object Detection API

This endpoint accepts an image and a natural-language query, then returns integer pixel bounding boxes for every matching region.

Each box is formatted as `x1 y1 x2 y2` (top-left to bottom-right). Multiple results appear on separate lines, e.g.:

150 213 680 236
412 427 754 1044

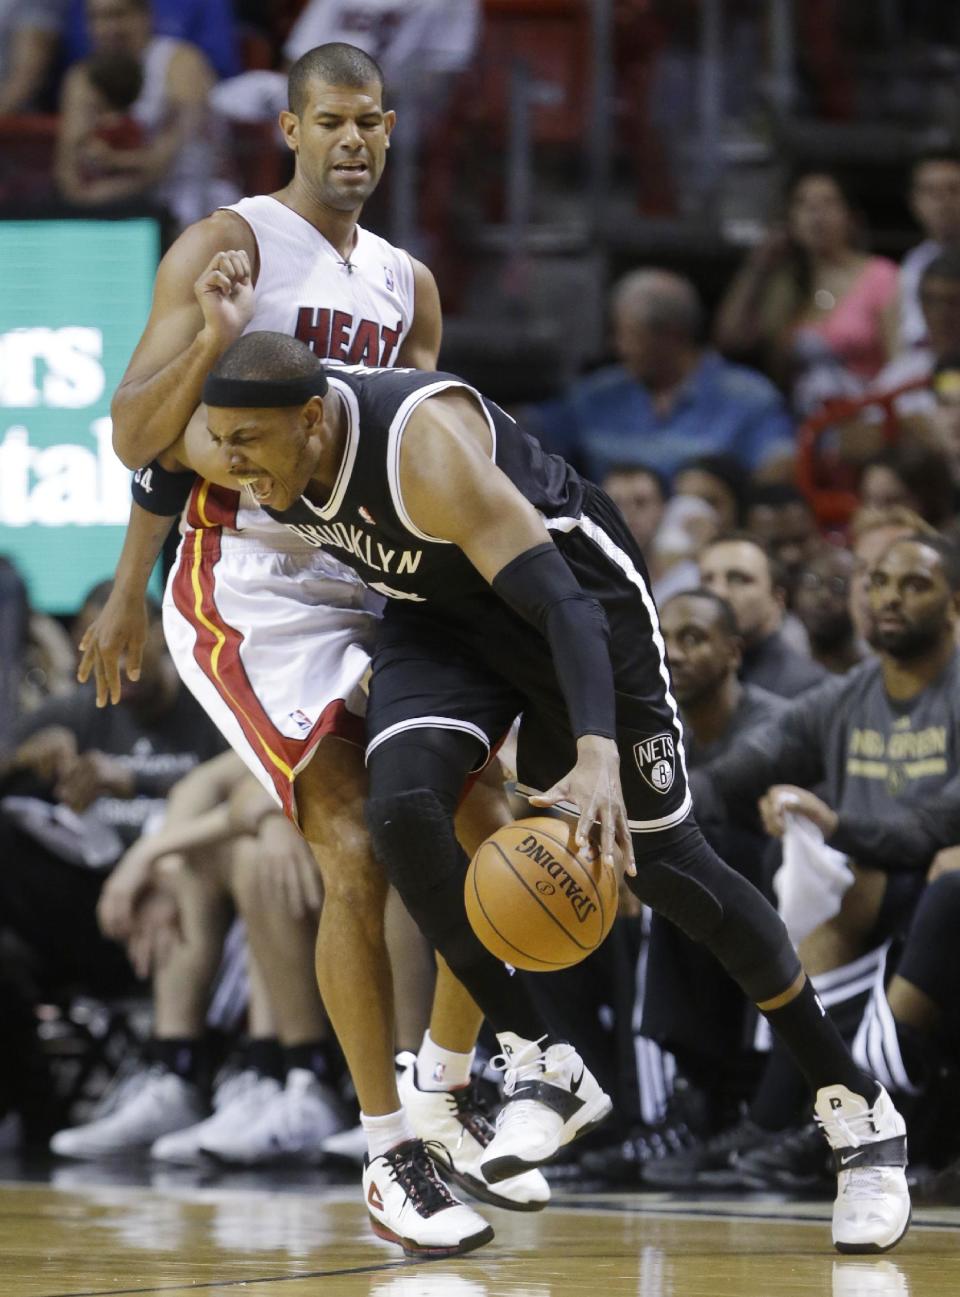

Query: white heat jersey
180 194 417 553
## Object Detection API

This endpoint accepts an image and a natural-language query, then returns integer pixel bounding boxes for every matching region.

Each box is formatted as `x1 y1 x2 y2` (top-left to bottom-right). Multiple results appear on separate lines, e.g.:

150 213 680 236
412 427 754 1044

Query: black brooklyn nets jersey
263 366 588 604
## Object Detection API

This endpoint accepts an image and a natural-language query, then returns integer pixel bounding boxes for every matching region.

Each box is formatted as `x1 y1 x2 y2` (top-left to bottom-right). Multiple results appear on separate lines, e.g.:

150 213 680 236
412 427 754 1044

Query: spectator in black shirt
699 534 828 698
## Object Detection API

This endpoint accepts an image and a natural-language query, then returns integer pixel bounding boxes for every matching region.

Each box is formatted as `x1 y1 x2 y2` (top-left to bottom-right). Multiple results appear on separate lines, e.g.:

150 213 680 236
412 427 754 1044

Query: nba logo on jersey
289 709 313 734
384 266 395 292
633 733 676 794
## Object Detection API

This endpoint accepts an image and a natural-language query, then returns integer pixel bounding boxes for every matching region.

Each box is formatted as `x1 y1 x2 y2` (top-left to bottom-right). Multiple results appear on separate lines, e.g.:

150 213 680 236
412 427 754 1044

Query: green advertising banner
0 219 160 612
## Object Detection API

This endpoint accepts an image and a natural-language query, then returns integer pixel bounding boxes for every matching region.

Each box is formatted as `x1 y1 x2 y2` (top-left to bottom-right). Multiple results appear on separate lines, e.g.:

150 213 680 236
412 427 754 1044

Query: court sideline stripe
36 1258 414 1297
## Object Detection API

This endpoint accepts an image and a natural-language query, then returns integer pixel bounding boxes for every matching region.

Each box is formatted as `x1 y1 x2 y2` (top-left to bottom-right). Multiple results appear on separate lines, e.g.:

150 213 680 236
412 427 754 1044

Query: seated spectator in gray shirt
699 534 828 698
695 534 960 895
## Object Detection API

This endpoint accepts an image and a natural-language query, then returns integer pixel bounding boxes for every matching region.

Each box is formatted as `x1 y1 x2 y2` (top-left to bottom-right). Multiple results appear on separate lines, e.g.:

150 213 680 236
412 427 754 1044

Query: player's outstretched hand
531 734 636 878
195 249 254 347
78 586 148 707
758 784 839 839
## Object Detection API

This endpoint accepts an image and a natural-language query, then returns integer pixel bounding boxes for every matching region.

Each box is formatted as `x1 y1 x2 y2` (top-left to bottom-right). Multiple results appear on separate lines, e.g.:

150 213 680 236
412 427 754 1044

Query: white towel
773 802 855 945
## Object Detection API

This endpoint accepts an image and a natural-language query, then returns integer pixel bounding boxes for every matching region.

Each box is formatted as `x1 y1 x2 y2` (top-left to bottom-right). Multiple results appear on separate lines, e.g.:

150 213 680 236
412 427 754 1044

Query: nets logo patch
633 732 675 795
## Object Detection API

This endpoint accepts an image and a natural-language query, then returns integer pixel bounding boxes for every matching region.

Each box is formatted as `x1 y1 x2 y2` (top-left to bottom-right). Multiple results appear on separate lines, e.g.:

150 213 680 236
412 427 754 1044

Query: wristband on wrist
131 459 196 516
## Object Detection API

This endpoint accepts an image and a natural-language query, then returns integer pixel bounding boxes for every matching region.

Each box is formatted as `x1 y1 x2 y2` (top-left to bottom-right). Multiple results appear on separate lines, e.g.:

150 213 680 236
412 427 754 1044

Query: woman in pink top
716 171 899 416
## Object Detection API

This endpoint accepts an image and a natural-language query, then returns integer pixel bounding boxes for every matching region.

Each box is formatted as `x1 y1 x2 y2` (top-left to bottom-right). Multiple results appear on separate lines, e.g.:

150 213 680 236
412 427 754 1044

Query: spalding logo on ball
464 816 619 971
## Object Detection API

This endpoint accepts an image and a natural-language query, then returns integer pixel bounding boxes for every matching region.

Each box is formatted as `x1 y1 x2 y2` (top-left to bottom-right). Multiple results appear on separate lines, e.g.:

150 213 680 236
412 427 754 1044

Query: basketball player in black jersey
185 330 911 1256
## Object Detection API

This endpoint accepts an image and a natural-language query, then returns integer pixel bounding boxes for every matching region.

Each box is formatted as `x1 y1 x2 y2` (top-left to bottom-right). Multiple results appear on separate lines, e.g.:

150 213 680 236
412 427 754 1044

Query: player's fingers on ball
599 803 617 866
576 797 598 855
616 811 636 874
529 781 563 807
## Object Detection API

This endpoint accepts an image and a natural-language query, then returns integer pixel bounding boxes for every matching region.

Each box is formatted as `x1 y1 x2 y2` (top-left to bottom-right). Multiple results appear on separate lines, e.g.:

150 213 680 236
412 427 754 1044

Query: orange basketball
465 816 619 972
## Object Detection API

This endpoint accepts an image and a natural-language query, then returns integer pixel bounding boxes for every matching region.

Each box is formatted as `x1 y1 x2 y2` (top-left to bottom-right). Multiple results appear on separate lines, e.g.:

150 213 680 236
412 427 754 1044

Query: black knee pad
629 857 724 938
364 787 463 899
629 820 799 1003
364 787 524 1020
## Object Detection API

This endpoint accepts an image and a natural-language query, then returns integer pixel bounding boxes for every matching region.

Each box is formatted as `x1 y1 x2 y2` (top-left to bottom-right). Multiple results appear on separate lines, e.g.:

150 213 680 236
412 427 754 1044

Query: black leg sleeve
365 730 551 1040
627 818 801 1003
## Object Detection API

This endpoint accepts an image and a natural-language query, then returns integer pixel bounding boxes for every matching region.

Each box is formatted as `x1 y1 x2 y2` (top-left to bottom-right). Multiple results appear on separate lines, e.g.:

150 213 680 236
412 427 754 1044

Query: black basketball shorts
364 486 692 835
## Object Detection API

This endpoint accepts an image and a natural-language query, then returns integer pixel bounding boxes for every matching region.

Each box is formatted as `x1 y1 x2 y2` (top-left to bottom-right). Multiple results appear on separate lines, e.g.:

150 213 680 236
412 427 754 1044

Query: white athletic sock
361 1108 416 1161
416 1029 475 1091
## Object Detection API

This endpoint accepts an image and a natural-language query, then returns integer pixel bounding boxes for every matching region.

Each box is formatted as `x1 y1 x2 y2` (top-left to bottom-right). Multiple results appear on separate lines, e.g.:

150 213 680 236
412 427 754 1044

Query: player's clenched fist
194 249 254 345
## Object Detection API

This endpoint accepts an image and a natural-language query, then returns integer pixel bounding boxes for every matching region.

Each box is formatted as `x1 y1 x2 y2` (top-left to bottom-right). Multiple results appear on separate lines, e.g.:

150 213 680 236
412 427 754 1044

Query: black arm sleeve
131 459 196 517
491 541 617 740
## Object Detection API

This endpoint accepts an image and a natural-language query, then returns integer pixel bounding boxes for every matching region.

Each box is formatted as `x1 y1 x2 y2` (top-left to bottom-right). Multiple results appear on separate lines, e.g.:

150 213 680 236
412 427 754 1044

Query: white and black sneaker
362 1138 494 1259
397 1052 549 1211
815 1084 911 1254
480 1032 612 1184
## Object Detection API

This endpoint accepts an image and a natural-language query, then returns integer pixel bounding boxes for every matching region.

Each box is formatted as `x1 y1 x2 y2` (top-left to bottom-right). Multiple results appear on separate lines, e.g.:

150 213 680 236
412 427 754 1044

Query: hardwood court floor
0 1171 958 1297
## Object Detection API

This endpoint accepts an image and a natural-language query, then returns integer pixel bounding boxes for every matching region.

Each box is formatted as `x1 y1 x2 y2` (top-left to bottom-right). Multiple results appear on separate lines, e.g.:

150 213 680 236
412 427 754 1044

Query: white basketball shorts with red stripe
163 527 384 821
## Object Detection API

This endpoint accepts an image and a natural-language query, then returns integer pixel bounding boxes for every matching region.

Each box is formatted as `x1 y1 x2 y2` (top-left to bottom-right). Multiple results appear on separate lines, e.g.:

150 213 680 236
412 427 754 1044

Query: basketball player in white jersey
80 43 546 1257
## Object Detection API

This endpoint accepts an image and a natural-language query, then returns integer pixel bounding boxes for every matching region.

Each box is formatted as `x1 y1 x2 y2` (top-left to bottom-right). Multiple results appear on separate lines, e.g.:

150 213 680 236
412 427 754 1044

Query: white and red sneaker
480 1033 612 1184
815 1084 911 1254
396 1052 550 1211
362 1138 494 1259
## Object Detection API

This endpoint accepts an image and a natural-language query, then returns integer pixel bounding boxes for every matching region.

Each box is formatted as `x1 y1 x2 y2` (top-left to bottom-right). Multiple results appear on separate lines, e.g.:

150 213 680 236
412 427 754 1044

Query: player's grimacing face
207 404 320 512
284 80 395 211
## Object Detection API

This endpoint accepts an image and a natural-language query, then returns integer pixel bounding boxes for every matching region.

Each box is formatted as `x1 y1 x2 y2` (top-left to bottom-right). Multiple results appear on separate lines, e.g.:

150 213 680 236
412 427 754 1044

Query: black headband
202 371 328 408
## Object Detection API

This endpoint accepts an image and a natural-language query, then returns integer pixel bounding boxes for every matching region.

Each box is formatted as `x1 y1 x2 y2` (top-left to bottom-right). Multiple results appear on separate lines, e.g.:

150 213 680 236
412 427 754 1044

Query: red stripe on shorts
171 526 363 819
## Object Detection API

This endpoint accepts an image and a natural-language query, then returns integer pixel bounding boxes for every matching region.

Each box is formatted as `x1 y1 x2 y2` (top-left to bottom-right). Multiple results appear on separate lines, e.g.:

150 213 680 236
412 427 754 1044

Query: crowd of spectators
3 0 960 1206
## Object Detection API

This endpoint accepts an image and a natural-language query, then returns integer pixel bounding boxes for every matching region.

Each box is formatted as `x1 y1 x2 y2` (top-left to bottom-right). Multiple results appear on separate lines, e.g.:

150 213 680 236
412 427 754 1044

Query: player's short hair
882 532 960 592
288 42 386 115
211 331 324 384
662 587 740 640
